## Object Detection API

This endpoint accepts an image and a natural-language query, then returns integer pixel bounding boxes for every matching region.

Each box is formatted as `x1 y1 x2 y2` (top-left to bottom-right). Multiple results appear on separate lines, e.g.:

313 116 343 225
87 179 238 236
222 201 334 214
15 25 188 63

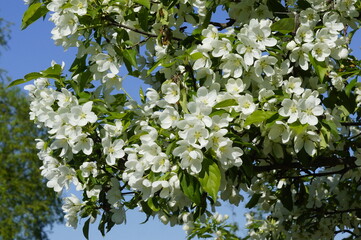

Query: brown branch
210 19 236 30
335 229 360 237
105 17 183 41
325 208 361 216
254 156 357 173
280 166 355 179
341 122 361 126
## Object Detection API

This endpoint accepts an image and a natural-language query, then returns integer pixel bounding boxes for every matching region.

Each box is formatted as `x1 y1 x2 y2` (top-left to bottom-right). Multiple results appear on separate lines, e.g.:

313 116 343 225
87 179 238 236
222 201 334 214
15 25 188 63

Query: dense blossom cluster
18 0 361 238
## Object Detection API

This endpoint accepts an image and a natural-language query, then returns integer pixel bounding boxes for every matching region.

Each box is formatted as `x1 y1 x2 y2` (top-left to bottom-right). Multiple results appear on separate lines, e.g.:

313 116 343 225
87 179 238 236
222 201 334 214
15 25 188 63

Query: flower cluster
19 0 361 238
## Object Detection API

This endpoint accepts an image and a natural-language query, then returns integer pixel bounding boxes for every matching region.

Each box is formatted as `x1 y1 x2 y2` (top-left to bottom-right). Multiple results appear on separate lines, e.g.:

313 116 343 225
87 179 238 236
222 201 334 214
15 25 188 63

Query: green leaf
92 104 109 114
309 54 328 83
138 7 149 31
146 59 162 76
139 87 145 103
128 132 147 143
134 0 150 9
246 193 262 208
197 158 221 200
7 78 30 88
210 109 229 117
178 171 202 205
213 99 238 108
321 120 338 137
279 185 293 211
244 110 277 127
41 64 63 79
271 18 295 34
190 52 204 61
22 3 49 30
147 198 160 211
345 78 357 97
78 70 92 92
123 48 137 69
165 141 176 156
25 72 43 80
266 0 286 15
82 218 91 240
201 7 212 29
297 0 312 9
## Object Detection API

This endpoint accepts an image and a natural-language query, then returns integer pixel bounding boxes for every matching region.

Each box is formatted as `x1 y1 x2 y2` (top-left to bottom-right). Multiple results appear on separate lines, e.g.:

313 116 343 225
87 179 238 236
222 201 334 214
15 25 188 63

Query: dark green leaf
198 158 221 200
22 3 49 30
297 0 312 9
79 70 92 92
345 78 357 97
246 193 262 208
138 7 149 31
82 218 91 240
178 171 202 205
267 0 286 15
279 185 293 211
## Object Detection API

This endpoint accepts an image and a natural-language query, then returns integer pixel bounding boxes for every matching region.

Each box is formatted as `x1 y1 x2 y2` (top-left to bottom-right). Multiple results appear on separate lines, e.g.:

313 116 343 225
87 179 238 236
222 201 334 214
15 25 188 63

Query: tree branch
254 156 357 173
341 122 361 126
280 166 354 179
210 19 236 30
105 17 183 41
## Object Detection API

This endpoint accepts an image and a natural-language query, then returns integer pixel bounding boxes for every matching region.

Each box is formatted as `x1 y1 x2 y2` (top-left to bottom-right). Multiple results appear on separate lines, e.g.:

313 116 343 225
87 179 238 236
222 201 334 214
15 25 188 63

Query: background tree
0 18 63 240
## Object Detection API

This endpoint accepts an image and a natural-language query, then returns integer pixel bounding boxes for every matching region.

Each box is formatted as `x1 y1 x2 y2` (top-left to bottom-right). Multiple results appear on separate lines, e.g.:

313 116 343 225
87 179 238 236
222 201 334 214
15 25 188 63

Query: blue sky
0 1 246 240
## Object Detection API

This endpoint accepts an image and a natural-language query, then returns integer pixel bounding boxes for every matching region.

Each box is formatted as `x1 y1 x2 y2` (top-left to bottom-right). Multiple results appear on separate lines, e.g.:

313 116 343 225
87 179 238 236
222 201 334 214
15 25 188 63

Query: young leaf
309 54 328 83
197 158 221 200
134 0 150 9
123 49 137 69
244 111 277 127
345 78 357 97
213 99 238 108
271 18 295 34
22 3 49 30
41 64 63 79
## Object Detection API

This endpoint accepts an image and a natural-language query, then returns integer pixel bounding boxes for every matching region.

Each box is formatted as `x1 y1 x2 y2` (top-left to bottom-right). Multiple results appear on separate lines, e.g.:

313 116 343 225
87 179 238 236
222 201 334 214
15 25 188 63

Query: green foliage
271 18 295 34
21 2 49 30
198 157 221 201
186 212 241 240
0 82 63 240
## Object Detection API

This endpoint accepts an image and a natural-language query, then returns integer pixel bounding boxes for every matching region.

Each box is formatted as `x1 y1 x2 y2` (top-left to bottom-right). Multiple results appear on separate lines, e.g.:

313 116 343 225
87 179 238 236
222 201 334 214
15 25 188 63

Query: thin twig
210 19 236 30
107 18 183 41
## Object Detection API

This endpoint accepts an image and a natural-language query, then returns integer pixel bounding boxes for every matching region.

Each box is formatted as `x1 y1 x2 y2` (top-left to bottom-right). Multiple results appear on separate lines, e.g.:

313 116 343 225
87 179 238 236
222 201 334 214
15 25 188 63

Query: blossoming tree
11 0 361 238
